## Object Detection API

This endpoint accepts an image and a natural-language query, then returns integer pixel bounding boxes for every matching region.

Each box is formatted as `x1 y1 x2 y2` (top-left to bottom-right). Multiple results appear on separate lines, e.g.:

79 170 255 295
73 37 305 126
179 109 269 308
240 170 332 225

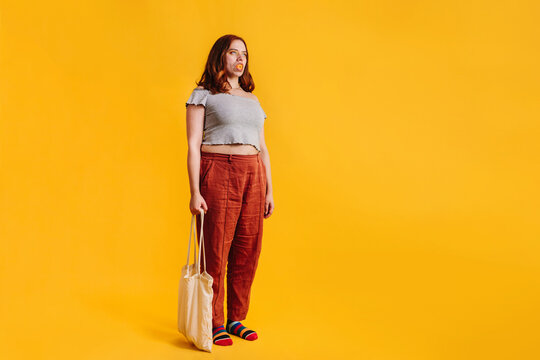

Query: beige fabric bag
177 209 214 352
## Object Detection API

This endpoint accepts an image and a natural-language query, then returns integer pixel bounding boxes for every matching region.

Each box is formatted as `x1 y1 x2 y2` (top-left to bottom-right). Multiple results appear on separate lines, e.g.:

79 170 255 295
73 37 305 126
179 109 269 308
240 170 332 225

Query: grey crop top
185 88 267 152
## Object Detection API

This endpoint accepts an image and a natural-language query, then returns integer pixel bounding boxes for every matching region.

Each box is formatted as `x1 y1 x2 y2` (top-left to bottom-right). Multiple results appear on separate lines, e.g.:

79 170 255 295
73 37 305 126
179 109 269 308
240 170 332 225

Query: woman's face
225 39 248 77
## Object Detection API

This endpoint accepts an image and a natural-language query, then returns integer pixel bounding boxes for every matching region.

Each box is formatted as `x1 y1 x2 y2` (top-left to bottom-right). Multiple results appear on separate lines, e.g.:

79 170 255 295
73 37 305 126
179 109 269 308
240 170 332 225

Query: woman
185 34 274 346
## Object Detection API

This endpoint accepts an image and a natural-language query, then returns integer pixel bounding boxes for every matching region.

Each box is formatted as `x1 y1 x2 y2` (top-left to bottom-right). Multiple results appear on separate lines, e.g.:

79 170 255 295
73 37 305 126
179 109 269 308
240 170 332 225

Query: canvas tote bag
177 209 214 352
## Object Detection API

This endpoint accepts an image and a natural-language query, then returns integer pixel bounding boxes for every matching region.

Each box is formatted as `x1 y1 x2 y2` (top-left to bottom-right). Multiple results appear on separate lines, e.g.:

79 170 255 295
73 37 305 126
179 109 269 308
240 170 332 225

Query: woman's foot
212 325 233 346
226 319 258 340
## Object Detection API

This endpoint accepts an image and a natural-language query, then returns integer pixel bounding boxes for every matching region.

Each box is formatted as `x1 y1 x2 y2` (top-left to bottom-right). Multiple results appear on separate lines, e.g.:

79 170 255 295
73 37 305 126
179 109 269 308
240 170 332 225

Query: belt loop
228 154 232 162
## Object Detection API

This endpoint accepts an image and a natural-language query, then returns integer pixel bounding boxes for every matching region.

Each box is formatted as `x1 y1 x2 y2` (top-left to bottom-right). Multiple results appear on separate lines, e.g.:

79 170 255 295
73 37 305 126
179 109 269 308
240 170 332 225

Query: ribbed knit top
185 88 267 152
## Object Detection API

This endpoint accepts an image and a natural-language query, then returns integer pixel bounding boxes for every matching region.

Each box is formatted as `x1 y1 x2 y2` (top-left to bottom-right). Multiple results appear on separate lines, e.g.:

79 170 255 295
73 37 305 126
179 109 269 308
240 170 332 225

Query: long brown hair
194 34 256 94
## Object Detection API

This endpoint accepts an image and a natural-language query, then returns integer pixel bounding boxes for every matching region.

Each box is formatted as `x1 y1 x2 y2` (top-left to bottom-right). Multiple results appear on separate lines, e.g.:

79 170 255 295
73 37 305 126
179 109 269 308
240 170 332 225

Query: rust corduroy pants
196 151 267 328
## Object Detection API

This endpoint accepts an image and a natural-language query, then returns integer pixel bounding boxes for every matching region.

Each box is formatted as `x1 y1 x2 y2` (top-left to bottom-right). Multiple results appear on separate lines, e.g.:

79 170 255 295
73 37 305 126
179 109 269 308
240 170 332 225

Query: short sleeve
185 88 209 107
261 106 267 120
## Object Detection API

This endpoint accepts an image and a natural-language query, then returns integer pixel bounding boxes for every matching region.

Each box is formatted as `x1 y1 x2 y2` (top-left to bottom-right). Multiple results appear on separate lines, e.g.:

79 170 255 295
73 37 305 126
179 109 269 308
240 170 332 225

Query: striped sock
226 319 258 340
212 325 233 346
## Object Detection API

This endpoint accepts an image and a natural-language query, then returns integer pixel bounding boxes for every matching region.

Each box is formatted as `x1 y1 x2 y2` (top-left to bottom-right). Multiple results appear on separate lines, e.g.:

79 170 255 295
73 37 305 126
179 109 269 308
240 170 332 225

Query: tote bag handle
185 208 207 274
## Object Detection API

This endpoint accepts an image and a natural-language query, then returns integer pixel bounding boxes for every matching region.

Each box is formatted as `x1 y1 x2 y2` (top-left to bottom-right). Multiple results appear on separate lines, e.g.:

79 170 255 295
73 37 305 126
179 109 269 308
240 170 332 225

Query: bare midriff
201 143 259 155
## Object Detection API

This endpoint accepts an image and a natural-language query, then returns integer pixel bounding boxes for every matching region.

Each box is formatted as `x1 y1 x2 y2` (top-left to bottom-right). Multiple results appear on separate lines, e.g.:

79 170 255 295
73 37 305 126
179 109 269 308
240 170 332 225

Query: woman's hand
264 192 274 219
190 192 208 215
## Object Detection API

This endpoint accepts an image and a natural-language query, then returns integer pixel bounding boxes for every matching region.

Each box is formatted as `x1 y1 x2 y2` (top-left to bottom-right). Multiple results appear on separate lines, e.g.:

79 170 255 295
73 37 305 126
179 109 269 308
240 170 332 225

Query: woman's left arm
259 127 274 218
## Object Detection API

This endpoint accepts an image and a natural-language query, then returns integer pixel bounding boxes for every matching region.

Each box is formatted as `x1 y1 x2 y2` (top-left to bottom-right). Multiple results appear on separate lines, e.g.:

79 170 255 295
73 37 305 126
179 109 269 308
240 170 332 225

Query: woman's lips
235 63 243 71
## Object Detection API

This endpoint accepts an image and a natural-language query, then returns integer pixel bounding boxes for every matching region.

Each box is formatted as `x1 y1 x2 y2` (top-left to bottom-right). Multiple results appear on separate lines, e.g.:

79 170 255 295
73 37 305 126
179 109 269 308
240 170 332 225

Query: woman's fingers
200 201 207 213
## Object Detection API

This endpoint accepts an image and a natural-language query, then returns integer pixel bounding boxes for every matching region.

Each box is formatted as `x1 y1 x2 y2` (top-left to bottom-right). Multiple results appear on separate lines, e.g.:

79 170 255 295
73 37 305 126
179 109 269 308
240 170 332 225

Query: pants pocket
200 158 215 188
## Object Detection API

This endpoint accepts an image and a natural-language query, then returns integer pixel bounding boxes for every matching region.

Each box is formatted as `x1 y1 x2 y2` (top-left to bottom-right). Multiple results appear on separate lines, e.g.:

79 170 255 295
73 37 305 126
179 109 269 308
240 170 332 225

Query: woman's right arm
186 102 208 214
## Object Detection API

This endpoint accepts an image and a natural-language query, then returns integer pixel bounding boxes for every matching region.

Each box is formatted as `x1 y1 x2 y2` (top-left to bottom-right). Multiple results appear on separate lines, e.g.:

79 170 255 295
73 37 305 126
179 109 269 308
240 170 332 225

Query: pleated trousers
196 150 267 328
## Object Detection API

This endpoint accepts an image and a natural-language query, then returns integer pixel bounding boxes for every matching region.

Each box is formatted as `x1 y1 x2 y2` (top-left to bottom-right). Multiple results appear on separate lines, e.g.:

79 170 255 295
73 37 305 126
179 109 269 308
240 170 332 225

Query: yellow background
1 1 539 359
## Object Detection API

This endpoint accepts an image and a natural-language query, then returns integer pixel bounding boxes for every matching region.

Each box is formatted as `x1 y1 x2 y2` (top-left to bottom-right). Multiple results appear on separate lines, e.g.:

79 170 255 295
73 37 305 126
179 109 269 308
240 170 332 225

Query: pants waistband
201 151 260 162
